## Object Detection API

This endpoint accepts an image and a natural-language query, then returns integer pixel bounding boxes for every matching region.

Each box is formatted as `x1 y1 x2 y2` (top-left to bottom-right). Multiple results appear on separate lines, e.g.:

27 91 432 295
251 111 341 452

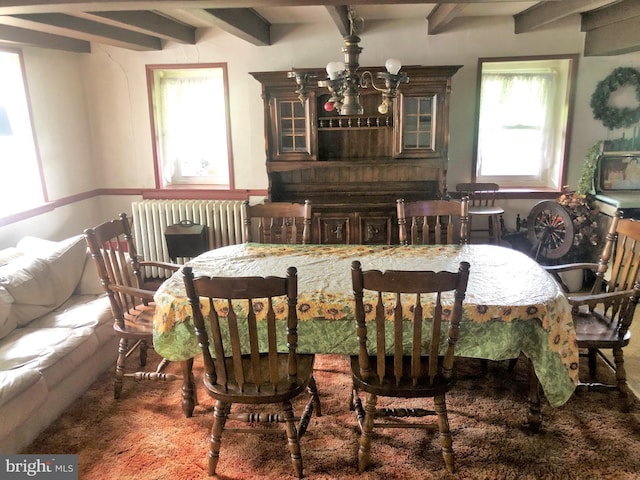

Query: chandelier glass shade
288 33 409 116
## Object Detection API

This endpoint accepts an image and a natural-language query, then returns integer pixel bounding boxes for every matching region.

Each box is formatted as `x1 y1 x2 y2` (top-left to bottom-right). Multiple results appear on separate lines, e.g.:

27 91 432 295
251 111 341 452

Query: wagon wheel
526 200 575 261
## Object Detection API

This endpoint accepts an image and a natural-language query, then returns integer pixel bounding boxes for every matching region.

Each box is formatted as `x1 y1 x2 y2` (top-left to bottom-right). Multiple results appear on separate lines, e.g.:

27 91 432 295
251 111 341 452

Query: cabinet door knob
367 225 379 240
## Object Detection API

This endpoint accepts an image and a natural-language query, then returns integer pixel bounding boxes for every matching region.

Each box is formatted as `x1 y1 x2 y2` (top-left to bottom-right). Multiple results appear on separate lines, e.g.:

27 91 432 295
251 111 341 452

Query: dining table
152 242 579 429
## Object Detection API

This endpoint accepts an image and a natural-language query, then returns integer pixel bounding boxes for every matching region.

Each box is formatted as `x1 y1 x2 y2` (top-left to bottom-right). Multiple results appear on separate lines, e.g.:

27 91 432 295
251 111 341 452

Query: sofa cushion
0 247 24 267
74 249 104 295
0 325 99 389
0 369 47 441
0 256 56 327
29 294 110 327
0 235 88 326
0 367 43 410
0 287 15 340
17 234 87 300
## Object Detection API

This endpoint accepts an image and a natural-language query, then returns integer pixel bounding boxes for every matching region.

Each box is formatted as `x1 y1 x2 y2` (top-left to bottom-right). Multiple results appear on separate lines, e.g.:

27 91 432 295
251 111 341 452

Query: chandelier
288 10 409 116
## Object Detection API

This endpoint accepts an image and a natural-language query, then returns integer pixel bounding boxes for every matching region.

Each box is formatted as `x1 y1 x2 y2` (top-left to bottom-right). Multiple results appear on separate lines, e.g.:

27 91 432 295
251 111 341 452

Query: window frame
146 63 235 191
471 54 579 192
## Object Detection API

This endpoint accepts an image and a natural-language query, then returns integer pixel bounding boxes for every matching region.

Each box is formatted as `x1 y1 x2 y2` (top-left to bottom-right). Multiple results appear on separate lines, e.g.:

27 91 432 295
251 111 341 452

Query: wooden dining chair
546 214 640 296
84 213 181 399
570 277 640 410
242 200 312 244
546 215 640 410
455 182 504 244
396 197 469 245
350 259 470 473
182 265 321 478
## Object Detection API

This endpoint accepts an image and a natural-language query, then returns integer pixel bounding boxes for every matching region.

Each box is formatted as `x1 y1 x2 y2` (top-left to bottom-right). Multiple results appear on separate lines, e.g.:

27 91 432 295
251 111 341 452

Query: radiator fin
131 199 245 276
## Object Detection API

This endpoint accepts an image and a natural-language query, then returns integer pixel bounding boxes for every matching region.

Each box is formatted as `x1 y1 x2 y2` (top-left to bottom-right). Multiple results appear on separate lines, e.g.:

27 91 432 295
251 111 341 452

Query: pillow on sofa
0 235 89 326
17 234 87 298
0 256 56 326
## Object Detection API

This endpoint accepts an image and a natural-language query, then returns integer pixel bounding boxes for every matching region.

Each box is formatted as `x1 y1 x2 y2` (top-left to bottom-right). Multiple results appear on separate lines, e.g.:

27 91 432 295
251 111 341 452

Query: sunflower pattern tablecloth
153 243 578 407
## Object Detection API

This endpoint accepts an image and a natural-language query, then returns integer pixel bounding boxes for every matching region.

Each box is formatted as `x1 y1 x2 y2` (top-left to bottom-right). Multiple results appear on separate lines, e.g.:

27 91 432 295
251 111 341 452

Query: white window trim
147 63 234 190
473 55 578 191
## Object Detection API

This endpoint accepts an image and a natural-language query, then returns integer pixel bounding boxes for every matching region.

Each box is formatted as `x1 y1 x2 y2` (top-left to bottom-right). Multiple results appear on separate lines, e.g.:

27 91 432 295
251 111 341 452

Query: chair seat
574 311 631 348
206 353 316 404
350 356 454 398
468 206 505 216
112 303 156 337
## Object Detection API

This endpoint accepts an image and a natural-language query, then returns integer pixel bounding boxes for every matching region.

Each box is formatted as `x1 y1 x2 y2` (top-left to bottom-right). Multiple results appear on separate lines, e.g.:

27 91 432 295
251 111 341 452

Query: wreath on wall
590 67 640 129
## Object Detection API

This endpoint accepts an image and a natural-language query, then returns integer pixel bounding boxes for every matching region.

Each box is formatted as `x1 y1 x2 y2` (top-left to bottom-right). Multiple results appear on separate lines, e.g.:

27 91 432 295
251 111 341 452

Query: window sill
449 189 560 201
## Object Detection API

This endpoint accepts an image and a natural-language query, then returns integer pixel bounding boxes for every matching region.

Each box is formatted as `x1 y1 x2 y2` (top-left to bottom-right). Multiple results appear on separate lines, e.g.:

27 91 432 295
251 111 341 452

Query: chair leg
613 347 633 412
488 216 495 242
114 337 129 399
307 375 322 416
588 348 598 376
434 394 455 473
282 400 304 479
139 339 148 367
358 393 377 473
180 358 196 418
209 400 228 476
156 358 170 373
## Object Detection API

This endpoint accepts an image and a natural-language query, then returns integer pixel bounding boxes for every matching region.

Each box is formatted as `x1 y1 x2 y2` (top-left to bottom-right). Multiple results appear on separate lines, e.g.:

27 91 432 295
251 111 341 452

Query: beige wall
1 15 639 247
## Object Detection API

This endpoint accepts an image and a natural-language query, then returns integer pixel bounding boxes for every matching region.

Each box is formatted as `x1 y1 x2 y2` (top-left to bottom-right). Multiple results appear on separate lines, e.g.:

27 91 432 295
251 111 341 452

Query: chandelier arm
359 71 387 93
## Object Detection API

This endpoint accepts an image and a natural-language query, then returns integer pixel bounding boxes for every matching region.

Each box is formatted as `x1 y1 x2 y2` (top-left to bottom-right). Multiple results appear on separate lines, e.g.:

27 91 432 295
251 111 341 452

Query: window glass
0 49 44 217
148 64 233 188
474 55 577 190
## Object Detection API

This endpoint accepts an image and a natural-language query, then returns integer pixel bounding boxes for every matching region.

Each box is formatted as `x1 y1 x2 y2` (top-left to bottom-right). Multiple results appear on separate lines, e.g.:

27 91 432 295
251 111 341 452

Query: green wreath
590 67 640 129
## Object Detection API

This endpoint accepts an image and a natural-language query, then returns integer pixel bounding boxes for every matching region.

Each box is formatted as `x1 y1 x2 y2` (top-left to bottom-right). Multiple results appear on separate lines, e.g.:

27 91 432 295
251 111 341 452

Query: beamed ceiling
0 1 638 56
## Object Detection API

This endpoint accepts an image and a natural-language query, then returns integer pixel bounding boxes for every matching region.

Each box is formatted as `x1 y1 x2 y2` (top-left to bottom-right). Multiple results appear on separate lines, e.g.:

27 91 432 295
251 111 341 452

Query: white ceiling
0 1 637 56
255 3 538 24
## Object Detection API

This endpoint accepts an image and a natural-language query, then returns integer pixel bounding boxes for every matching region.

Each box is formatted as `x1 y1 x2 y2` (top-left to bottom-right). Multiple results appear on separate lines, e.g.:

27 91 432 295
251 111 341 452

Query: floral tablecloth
153 243 579 407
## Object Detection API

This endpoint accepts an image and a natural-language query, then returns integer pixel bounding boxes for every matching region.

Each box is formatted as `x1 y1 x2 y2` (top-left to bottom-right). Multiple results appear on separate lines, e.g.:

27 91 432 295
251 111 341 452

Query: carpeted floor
23 351 640 480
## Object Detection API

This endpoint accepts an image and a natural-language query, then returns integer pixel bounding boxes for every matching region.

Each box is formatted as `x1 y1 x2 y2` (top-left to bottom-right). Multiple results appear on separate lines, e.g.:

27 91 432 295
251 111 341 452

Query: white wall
1 15 639 247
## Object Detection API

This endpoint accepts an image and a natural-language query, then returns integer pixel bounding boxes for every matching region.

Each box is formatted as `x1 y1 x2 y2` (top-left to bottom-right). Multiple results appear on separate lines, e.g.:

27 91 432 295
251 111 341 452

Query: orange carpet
24 352 640 479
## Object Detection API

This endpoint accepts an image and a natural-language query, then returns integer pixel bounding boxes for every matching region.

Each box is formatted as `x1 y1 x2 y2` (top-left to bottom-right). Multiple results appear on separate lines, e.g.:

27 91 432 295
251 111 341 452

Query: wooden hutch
250 65 461 244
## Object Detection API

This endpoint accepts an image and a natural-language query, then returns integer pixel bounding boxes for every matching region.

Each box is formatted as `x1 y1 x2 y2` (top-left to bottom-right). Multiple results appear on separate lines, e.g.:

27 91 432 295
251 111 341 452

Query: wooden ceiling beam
76 10 195 43
0 1 571 16
514 0 616 33
196 8 270 46
427 4 467 35
325 5 350 37
584 15 640 55
3 13 162 49
0 23 90 51
581 0 640 31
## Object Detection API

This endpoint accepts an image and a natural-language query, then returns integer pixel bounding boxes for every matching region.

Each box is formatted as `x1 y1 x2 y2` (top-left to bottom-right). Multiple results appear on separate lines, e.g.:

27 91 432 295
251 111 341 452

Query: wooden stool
455 183 504 244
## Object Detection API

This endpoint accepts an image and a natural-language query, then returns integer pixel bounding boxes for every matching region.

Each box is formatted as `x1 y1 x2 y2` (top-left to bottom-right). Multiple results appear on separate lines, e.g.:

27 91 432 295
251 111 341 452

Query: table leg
527 358 542 431
180 358 196 418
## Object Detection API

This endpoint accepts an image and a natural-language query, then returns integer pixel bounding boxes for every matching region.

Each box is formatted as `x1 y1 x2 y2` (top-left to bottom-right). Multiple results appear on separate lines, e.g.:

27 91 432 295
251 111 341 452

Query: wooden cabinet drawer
358 215 394 245
316 214 351 244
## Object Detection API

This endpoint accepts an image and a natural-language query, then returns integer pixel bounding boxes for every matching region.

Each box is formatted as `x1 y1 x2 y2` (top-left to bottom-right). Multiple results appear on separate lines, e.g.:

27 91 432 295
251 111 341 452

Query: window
0 49 45 217
473 55 578 190
147 64 233 189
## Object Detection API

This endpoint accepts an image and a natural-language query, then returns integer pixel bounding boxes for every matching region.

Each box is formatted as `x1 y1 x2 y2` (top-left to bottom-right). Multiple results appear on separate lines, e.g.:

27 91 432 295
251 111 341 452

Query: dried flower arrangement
555 186 601 263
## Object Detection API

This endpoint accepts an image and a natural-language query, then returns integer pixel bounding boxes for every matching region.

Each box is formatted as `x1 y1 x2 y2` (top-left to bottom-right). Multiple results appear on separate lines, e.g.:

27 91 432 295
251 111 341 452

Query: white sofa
0 234 118 453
